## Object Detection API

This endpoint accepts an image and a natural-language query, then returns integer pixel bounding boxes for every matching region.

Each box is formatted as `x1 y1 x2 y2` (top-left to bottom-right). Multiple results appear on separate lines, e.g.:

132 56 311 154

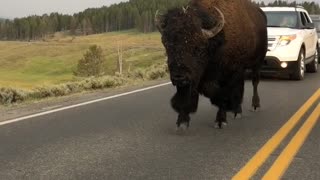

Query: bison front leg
176 113 191 130
171 86 199 130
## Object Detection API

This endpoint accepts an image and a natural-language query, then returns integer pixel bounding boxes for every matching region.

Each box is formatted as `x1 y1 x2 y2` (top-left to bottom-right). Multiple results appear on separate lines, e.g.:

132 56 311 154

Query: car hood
267 27 302 36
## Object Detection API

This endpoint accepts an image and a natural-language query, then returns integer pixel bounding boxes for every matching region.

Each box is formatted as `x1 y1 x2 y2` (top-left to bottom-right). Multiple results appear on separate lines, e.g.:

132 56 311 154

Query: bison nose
171 74 190 87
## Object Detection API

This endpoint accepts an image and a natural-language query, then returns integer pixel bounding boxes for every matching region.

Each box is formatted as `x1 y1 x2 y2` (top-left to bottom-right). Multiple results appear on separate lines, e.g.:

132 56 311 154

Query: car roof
261 7 308 13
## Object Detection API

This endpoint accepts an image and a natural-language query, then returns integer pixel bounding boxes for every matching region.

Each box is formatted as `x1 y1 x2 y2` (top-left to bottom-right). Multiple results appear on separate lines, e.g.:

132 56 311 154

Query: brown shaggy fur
157 0 268 129
191 0 267 67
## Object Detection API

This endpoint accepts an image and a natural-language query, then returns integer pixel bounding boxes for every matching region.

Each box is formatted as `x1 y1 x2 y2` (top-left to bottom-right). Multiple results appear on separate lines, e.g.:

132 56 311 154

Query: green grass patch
0 30 165 89
0 62 169 105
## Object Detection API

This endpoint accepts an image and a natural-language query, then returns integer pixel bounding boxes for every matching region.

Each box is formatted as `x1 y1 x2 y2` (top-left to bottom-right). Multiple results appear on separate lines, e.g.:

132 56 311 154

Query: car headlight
278 35 296 46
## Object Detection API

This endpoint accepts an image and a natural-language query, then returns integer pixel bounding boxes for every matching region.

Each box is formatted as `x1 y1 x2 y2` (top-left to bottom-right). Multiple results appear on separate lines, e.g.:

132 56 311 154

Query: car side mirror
305 22 315 29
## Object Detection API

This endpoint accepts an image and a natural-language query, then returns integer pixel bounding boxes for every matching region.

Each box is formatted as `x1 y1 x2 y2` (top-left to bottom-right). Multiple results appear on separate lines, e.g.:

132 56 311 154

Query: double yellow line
232 88 320 180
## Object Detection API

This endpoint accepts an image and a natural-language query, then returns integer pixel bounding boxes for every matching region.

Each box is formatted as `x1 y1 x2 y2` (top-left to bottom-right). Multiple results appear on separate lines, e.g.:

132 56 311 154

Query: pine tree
74 45 106 77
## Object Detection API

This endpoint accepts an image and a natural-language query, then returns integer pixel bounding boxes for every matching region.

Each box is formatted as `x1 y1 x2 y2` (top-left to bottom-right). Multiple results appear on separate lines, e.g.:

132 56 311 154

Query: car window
300 12 307 26
302 12 311 23
265 11 298 28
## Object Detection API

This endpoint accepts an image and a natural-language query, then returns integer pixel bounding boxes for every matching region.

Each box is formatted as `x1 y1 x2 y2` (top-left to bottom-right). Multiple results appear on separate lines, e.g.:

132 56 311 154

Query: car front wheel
306 48 318 73
290 48 305 80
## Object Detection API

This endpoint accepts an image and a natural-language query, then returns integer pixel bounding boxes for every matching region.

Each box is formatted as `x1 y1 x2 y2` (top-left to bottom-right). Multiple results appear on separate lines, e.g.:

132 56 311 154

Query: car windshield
313 20 320 32
264 11 298 28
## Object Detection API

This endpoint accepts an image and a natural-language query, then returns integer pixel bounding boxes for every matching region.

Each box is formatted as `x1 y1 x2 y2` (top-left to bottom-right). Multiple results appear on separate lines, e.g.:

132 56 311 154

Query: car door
300 12 315 58
305 13 318 53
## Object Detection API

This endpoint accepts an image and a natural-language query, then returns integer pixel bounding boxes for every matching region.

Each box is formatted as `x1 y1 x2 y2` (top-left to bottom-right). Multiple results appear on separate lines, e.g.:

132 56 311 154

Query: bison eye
193 47 199 53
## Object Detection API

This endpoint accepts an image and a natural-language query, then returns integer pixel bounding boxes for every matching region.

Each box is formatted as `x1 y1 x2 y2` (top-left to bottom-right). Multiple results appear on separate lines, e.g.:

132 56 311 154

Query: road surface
0 74 319 180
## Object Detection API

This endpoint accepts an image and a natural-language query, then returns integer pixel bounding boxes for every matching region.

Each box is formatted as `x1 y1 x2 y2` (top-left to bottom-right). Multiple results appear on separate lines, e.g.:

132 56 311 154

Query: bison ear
201 7 225 39
155 10 165 34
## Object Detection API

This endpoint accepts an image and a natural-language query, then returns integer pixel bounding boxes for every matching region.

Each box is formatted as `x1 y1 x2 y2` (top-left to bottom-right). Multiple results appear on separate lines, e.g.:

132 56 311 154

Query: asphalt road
0 73 319 180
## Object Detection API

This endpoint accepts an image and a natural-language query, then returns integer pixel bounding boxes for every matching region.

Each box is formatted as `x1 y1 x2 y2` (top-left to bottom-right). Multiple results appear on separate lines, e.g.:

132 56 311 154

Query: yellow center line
262 103 320 179
232 88 320 180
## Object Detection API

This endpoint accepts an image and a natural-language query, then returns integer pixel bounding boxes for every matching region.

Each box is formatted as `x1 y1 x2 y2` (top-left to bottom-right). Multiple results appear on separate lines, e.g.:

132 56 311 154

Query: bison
155 0 268 129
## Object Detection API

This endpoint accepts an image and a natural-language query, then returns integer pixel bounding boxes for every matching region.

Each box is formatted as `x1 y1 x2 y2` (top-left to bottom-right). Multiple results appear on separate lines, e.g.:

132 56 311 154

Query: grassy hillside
0 30 165 89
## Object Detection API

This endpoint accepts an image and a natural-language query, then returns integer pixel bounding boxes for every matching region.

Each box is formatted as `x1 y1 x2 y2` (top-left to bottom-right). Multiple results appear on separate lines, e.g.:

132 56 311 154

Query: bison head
155 5 224 88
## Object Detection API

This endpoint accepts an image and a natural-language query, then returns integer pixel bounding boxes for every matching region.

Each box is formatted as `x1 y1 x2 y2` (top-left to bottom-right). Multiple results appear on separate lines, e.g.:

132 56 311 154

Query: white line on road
0 82 172 126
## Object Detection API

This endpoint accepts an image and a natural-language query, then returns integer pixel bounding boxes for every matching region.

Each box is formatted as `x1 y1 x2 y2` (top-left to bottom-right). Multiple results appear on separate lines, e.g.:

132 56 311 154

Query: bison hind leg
233 105 242 119
214 108 227 129
251 63 262 111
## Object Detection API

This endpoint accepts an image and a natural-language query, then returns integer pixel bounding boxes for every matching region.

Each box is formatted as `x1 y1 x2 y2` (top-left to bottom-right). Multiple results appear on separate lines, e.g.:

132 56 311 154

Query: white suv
261 6 319 80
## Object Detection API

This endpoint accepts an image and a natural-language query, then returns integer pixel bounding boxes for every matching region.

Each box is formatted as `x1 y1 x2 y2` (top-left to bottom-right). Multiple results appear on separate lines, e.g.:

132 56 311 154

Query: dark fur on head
159 5 224 88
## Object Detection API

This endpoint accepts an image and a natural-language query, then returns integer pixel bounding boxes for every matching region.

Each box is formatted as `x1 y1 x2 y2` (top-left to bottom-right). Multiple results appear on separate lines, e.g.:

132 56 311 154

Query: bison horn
155 10 164 33
202 7 225 39
182 6 189 14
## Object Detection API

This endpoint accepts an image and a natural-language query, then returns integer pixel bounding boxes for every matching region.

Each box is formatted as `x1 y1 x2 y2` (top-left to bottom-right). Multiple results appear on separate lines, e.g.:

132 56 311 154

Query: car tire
290 48 305 80
306 48 318 73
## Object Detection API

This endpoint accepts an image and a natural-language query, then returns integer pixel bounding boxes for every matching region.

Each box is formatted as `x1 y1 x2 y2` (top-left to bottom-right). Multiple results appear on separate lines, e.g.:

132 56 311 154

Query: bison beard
156 0 268 129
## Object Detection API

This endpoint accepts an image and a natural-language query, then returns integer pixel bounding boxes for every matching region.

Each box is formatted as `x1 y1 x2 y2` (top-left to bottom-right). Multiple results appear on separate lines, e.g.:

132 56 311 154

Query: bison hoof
250 106 261 112
234 113 242 119
214 122 228 129
176 123 189 132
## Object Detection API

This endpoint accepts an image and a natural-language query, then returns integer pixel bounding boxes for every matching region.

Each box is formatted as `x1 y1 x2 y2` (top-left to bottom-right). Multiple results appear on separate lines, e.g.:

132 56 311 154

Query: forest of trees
0 0 320 41
0 0 188 41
